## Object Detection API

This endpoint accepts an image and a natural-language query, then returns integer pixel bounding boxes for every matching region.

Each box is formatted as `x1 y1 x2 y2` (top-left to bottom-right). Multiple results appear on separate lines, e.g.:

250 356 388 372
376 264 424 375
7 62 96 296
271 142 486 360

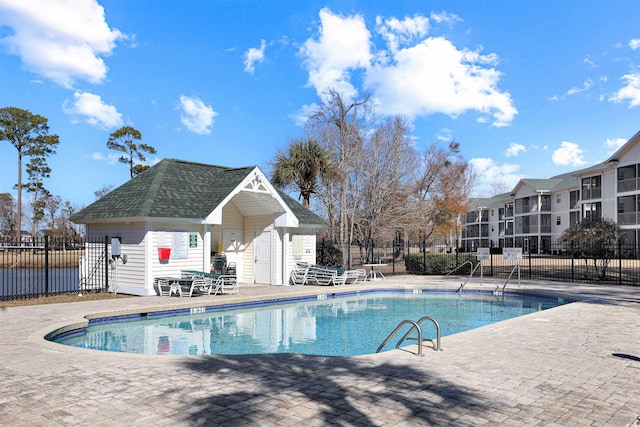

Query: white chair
219 275 238 294
157 278 172 296
290 264 309 285
178 278 204 298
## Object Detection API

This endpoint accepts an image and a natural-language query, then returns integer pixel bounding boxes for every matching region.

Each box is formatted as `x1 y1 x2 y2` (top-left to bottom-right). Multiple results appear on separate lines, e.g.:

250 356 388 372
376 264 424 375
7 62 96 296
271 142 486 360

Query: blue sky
1 0 640 209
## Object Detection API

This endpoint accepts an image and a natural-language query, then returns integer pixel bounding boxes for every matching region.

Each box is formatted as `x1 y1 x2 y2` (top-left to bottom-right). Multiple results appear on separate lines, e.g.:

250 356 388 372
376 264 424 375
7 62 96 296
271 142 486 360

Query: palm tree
271 137 337 208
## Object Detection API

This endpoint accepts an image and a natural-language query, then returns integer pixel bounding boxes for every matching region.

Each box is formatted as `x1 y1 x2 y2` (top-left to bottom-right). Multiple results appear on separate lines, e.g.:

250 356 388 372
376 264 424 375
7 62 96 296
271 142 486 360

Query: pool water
51 291 568 356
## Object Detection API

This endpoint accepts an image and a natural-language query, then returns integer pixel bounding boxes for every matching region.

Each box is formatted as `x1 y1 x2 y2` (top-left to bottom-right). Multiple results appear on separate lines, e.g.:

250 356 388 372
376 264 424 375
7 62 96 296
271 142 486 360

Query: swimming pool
50 290 568 356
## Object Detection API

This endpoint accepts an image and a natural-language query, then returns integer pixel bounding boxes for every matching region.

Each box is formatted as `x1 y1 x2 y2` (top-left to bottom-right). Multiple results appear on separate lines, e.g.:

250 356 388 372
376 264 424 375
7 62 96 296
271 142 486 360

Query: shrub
317 243 343 267
405 252 478 275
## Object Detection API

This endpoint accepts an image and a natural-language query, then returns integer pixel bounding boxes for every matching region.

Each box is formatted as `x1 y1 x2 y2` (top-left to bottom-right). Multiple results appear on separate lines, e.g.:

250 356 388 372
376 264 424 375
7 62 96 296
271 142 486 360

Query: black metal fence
318 239 640 286
0 236 110 301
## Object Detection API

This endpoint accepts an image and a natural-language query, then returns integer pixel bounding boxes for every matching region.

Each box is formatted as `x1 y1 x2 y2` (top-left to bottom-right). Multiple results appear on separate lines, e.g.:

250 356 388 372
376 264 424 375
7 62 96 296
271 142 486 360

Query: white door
254 231 271 284
223 230 243 280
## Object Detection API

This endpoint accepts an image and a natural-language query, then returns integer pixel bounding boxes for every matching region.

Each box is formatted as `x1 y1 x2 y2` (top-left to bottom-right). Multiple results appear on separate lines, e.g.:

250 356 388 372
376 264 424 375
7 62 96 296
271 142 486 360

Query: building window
583 202 602 220
556 194 561 203
556 216 561 226
582 176 602 200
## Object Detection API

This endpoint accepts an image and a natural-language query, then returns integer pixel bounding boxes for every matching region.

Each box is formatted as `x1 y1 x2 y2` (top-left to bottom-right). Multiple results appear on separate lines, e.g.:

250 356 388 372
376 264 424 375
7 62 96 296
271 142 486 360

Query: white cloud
429 11 462 27
505 142 526 157
566 79 593 95
91 151 120 165
62 91 122 129
243 39 266 74
629 39 640 50
376 15 429 53
290 103 319 127
366 37 517 126
552 141 587 166
610 73 640 107
178 95 217 135
583 55 596 68
299 9 516 127
0 0 125 88
604 137 627 154
300 8 372 102
469 157 522 196
435 128 452 142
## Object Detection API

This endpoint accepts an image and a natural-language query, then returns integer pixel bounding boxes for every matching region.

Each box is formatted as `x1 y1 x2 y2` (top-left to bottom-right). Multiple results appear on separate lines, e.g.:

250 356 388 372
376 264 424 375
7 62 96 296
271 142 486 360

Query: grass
0 292 134 308
0 250 81 268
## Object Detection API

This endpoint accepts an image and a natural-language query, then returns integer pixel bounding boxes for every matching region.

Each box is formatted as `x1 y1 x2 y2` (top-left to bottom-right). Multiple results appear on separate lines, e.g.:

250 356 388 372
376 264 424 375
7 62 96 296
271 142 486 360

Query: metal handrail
397 316 442 352
497 262 521 294
445 261 474 277
376 316 443 356
457 263 481 293
377 320 422 355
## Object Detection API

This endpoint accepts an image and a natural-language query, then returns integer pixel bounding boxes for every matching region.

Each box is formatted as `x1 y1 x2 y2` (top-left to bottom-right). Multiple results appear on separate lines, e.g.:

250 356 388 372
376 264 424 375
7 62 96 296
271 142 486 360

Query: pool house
70 158 326 296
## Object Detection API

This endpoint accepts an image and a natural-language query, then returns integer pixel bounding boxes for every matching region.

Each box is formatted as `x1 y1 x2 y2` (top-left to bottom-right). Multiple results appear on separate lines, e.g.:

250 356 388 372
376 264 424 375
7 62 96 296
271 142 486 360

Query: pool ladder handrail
445 261 480 292
495 261 521 295
376 316 442 356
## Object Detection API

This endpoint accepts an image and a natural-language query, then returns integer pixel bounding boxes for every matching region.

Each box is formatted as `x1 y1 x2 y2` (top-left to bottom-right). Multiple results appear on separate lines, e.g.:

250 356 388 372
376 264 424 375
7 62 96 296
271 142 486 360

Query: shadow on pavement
180 353 483 425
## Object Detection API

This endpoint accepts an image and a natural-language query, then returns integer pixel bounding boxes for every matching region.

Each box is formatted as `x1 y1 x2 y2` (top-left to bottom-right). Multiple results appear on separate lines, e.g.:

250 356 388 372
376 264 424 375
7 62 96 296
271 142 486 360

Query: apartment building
461 130 640 253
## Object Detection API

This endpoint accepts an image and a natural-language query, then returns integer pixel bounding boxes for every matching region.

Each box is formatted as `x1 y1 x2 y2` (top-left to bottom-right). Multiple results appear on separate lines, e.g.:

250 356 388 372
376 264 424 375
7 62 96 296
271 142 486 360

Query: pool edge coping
39 281 587 357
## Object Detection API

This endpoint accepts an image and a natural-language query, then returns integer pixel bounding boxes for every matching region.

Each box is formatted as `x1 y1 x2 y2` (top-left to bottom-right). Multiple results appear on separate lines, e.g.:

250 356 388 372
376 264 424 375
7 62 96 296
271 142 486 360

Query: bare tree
43 195 62 231
410 141 476 243
94 184 114 200
490 180 513 196
358 116 417 247
307 89 373 257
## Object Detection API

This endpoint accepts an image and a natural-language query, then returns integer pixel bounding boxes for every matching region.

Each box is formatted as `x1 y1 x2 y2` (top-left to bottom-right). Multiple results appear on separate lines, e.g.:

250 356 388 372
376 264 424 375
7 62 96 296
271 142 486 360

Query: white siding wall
551 190 570 241
86 223 147 295
286 229 316 280
601 169 617 220
150 222 206 277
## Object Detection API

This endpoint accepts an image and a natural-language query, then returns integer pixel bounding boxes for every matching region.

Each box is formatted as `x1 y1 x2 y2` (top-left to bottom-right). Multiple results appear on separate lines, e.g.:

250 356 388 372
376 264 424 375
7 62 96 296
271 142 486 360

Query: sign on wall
171 231 189 259
189 233 198 248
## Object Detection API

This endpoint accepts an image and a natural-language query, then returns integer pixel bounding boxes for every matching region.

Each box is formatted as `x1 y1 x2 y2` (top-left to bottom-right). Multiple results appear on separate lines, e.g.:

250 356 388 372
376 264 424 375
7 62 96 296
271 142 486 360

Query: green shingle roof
71 158 326 226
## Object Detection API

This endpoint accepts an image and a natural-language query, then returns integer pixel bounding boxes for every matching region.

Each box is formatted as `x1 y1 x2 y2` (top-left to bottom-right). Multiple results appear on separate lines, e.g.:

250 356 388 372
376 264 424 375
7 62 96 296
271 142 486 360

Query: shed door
254 231 271 284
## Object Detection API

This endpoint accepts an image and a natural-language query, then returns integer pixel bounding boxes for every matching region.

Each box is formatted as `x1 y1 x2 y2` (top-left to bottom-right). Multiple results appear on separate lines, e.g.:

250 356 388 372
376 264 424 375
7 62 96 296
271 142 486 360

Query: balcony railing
618 178 637 193
618 212 638 225
582 188 602 200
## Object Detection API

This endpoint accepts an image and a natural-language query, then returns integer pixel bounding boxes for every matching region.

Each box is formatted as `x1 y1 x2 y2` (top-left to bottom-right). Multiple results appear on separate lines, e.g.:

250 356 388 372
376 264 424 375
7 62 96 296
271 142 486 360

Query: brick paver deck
1 276 639 426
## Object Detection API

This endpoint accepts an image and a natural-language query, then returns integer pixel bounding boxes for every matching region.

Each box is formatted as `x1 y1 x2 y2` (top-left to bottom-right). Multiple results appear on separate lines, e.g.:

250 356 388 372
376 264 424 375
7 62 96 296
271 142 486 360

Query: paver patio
1 276 639 426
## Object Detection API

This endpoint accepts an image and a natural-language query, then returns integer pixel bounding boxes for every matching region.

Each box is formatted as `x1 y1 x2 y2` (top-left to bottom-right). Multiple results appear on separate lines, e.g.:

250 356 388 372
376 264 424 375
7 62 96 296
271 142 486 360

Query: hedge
405 252 478 275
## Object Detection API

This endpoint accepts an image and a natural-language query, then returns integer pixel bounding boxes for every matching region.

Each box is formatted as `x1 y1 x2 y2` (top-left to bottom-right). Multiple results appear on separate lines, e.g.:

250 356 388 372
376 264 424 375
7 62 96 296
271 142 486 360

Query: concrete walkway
1 276 639 426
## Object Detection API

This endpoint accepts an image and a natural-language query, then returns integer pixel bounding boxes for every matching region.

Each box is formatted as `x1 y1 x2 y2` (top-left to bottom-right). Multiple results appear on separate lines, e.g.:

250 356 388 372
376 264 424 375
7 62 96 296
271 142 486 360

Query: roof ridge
165 158 257 171
140 158 170 215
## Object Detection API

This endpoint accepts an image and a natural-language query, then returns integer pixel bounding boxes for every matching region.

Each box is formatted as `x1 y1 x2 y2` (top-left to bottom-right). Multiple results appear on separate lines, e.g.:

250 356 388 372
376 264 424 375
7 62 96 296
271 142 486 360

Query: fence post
422 237 426 274
618 240 622 286
44 235 50 296
570 241 575 282
526 239 531 279
104 235 109 292
490 247 494 277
